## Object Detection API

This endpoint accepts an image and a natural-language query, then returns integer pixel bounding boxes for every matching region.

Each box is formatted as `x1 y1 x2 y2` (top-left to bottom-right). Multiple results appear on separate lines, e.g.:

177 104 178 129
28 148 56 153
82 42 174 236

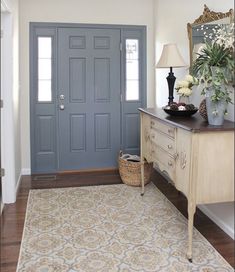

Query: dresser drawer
151 143 176 181
150 118 175 139
150 129 176 156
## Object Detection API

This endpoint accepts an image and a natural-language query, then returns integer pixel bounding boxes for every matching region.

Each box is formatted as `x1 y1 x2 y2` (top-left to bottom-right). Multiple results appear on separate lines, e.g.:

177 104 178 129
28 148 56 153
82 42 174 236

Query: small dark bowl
163 108 198 117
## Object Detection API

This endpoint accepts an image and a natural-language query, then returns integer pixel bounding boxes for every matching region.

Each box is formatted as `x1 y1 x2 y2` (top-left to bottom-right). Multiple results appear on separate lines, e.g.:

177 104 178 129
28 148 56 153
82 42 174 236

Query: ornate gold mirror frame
187 5 234 69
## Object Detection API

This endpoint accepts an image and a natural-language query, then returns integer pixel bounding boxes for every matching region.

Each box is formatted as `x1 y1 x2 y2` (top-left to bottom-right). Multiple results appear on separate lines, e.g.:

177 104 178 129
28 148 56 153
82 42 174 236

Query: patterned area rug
17 183 233 272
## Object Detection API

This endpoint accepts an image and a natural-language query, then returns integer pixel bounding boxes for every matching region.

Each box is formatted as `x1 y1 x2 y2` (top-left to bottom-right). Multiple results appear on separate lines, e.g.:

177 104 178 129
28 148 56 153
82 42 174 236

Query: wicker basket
118 152 153 187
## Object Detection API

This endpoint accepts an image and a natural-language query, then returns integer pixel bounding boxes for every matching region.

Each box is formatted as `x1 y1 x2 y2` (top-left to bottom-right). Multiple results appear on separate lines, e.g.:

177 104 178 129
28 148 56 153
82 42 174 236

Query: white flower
177 87 192 97
197 44 206 55
177 80 189 88
175 74 197 97
186 75 198 86
200 23 234 51
185 75 194 83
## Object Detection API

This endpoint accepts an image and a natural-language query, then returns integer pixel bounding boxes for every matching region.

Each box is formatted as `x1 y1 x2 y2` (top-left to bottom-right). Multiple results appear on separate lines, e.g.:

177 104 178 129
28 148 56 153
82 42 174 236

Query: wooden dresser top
139 108 235 133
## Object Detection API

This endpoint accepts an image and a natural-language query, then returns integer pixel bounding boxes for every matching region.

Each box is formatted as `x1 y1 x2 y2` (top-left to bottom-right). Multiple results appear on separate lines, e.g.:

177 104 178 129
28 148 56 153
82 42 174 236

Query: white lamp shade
156 43 187 68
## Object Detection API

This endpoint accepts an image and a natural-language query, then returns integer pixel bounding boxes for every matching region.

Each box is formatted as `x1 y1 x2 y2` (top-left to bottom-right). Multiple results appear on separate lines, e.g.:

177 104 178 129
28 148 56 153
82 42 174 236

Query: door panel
70 114 86 152
69 58 86 102
125 113 140 149
95 113 111 150
94 58 110 102
57 28 121 170
35 115 56 171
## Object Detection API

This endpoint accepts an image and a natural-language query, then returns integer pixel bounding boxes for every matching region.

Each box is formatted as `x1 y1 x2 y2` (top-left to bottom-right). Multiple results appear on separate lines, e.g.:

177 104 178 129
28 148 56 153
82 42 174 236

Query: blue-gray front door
30 23 146 174
57 28 121 170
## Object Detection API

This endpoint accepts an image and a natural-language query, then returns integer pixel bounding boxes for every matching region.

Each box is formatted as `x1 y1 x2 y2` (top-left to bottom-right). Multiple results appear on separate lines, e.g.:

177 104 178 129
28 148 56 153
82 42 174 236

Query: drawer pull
168 161 173 166
167 144 172 149
151 134 155 139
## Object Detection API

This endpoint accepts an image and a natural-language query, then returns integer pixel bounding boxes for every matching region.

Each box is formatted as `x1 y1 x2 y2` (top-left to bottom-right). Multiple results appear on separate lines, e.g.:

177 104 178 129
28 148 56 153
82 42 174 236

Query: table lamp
156 44 187 105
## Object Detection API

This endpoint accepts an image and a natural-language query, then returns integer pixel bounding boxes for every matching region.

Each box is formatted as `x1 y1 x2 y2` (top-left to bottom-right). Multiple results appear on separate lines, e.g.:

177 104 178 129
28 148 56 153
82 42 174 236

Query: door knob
59 94 65 100
60 104 65 110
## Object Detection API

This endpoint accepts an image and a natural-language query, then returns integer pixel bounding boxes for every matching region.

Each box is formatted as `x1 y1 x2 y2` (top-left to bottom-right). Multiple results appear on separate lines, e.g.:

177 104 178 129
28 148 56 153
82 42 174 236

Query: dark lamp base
166 67 176 105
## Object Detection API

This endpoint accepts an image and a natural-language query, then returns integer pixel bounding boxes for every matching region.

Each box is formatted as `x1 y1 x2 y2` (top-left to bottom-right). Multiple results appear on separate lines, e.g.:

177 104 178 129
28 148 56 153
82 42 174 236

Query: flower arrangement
175 75 198 97
163 75 198 113
192 22 234 104
192 21 234 124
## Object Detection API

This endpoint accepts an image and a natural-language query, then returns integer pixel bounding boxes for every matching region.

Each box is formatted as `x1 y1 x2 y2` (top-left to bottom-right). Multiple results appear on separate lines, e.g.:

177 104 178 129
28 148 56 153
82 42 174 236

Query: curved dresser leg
140 161 145 196
187 201 196 262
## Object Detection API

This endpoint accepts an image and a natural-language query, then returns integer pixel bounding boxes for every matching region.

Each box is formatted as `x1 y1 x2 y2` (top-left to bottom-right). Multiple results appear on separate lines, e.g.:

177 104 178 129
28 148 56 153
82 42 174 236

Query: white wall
1 0 21 203
19 0 156 173
155 0 234 239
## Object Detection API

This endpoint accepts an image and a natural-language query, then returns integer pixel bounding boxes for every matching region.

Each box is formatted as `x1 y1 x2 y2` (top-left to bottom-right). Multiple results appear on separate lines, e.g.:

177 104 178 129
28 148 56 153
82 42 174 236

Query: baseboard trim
1 202 4 215
21 168 31 175
198 205 234 240
15 173 22 197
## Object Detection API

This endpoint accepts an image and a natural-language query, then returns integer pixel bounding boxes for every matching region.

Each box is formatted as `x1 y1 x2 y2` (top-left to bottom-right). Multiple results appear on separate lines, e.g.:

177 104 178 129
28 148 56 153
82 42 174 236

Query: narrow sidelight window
38 37 52 102
125 39 139 101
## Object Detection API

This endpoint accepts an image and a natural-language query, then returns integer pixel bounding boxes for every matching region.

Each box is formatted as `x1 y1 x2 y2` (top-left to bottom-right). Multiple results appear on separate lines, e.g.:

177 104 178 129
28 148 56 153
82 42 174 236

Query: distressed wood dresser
139 108 234 261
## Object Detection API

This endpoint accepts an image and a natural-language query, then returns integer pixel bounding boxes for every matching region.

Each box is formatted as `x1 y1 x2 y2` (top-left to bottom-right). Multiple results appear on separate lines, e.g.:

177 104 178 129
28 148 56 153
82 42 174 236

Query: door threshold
58 167 118 175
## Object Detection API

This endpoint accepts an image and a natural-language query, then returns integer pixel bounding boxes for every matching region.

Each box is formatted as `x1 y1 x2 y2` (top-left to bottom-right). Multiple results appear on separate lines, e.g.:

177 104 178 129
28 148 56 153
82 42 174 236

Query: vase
205 89 226 126
178 96 190 104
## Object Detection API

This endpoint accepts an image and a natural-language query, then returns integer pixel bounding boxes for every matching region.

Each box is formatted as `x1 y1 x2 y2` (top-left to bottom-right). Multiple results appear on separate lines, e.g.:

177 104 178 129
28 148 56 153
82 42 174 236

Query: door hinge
120 93 123 102
0 168 5 177
120 42 123 51
0 99 3 108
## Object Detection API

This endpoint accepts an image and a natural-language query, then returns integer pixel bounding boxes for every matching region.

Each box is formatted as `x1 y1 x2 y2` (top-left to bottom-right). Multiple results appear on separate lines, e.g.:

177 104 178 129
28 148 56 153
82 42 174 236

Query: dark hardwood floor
0 170 234 271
